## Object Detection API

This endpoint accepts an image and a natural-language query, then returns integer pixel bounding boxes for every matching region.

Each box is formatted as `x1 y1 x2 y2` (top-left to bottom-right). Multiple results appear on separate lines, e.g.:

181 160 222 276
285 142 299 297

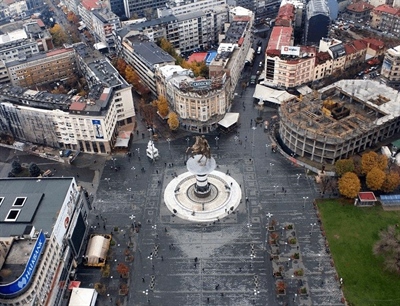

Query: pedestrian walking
142 277 145 283
165 227 168 232
195 257 198 262
161 256 164 261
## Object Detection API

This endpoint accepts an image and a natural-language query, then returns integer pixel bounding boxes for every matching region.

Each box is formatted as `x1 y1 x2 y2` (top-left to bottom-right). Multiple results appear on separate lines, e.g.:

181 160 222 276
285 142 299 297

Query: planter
277 289 286 296
119 289 128 296
268 226 275 231
294 269 304 277
288 237 297 244
299 287 307 295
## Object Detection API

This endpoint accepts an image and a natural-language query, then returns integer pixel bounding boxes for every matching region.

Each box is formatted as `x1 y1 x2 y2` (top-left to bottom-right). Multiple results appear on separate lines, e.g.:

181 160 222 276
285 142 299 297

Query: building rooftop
81 0 103 11
346 1 374 13
187 52 207 63
175 10 204 21
5 47 74 68
280 80 400 142
223 20 249 44
373 4 400 15
125 37 175 66
267 26 293 51
307 0 330 17
0 178 74 238
0 28 27 44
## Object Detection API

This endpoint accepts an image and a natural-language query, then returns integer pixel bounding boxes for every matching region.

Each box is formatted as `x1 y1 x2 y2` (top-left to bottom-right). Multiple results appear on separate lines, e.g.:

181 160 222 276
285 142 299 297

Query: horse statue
186 135 211 164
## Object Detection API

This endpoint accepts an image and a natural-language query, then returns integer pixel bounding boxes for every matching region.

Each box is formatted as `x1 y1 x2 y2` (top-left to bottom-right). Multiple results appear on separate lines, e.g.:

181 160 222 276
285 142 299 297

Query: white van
257 46 262 54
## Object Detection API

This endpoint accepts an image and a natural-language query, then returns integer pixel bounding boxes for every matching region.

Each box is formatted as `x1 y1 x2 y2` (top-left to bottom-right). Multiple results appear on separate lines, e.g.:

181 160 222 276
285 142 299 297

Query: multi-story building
279 79 400 164
156 65 231 133
344 39 367 69
313 51 333 81
78 0 104 34
119 34 176 96
318 38 346 73
0 43 135 154
231 0 281 24
209 7 253 98
370 4 400 35
1 0 28 19
119 3 228 52
6 48 77 88
123 0 167 19
91 9 121 51
157 0 227 17
265 45 316 89
0 177 90 306
344 1 374 22
381 44 400 89
304 0 330 46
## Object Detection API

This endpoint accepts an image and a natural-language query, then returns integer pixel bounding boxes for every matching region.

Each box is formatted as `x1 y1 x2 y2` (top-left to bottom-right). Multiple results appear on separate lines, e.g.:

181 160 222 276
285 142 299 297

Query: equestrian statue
186 135 211 164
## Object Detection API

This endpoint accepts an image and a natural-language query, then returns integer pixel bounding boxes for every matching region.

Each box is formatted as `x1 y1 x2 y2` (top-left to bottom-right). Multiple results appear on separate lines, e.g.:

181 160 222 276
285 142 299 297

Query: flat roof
127 38 175 66
358 192 377 201
187 52 207 63
0 178 74 237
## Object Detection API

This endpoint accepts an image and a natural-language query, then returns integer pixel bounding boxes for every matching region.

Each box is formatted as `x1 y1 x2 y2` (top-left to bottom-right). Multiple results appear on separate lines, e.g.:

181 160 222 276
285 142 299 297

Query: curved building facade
279 80 400 164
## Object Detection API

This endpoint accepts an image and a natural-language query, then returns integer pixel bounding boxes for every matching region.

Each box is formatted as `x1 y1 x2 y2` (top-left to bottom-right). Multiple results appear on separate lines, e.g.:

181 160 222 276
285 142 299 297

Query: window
13 197 26 207
5 209 21 221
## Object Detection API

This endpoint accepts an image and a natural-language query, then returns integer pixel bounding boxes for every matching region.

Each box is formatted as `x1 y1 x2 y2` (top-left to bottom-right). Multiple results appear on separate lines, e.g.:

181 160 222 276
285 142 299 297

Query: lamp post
296 174 301 185
104 178 110 189
167 138 171 151
111 157 117 169
252 126 256 156
136 148 140 156
273 185 278 196
269 163 274 175
310 222 316 234
186 137 190 146
252 126 256 144
265 144 270 156
266 212 273 228
215 136 219 147
302 196 309 208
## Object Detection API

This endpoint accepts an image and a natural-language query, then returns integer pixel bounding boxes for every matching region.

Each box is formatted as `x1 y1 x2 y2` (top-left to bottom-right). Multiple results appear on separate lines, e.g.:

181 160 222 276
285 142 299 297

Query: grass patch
318 199 400 306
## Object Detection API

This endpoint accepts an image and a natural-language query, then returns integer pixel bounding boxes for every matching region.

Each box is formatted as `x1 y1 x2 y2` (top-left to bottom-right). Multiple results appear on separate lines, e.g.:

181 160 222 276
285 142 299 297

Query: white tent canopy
85 235 110 265
253 84 295 105
69 288 98 306
218 113 240 128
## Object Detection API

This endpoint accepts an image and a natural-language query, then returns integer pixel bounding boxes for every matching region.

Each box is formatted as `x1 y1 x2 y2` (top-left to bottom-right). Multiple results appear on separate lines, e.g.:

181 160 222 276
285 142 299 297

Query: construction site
279 79 400 164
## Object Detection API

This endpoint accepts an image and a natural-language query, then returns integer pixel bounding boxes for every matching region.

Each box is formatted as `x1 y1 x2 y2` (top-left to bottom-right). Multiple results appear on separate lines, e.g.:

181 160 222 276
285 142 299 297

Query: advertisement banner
92 119 104 139
281 46 300 56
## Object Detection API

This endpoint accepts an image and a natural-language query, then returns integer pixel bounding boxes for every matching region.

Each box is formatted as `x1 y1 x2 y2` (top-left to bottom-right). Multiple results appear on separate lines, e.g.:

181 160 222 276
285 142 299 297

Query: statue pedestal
186 155 216 198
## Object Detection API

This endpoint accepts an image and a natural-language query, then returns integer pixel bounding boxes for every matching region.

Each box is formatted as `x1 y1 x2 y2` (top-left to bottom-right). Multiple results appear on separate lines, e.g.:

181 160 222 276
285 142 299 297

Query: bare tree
373 225 400 275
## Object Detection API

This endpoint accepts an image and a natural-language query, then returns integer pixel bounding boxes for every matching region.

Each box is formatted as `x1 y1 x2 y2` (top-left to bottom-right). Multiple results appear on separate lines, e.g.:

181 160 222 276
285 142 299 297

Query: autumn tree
153 95 169 118
181 60 209 77
381 171 400 193
67 11 80 24
366 167 386 190
361 151 388 175
158 38 178 58
142 103 156 126
338 172 361 198
335 158 355 177
125 65 139 85
373 225 400 275
115 58 127 77
49 24 68 47
168 112 179 131
116 263 129 276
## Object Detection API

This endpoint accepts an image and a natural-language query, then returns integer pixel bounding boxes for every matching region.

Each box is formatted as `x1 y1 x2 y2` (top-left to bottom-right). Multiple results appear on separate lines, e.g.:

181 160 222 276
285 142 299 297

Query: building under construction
279 79 400 164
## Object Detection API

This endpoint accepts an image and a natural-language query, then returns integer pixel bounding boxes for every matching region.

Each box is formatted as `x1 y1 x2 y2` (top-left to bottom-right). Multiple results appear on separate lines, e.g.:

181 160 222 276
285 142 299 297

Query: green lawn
317 200 400 306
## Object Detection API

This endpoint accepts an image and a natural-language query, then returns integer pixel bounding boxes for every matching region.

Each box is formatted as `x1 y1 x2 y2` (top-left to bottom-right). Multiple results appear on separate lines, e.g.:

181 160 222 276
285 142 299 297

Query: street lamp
167 138 171 151
302 196 309 208
273 185 278 196
269 163 274 175
111 157 117 169
104 178 110 189
215 136 219 147
136 148 140 156
186 137 190 146
265 144 270 156
310 222 316 234
266 212 273 228
296 174 301 185
252 126 256 144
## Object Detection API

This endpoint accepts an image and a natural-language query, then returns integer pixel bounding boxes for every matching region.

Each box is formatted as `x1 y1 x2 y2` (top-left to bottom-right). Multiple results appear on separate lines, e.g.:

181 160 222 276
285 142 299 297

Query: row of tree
158 38 209 77
9 160 41 177
112 58 180 131
336 151 400 198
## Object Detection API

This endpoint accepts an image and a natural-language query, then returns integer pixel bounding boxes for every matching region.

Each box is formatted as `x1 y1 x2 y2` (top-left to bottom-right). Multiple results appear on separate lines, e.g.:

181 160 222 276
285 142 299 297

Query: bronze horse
186 135 211 163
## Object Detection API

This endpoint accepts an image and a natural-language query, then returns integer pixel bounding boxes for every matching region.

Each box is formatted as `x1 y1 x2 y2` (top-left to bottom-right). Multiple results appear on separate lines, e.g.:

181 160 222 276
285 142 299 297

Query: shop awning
253 84 295 105
218 113 240 128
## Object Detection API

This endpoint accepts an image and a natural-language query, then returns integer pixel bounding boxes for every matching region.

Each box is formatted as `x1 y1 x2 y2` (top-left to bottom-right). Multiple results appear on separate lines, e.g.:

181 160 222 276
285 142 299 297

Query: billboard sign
0 231 46 296
92 119 104 139
281 46 300 56
190 80 211 90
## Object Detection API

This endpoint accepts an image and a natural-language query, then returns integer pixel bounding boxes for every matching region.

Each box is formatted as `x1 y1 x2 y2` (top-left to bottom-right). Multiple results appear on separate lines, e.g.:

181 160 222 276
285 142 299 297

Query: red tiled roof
36 19 45 28
187 52 207 63
267 26 292 52
81 0 102 10
361 38 385 50
315 51 331 65
69 101 86 111
46 48 72 57
346 1 374 12
373 4 400 15
276 4 295 27
358 192 377 201
344 39 366 54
